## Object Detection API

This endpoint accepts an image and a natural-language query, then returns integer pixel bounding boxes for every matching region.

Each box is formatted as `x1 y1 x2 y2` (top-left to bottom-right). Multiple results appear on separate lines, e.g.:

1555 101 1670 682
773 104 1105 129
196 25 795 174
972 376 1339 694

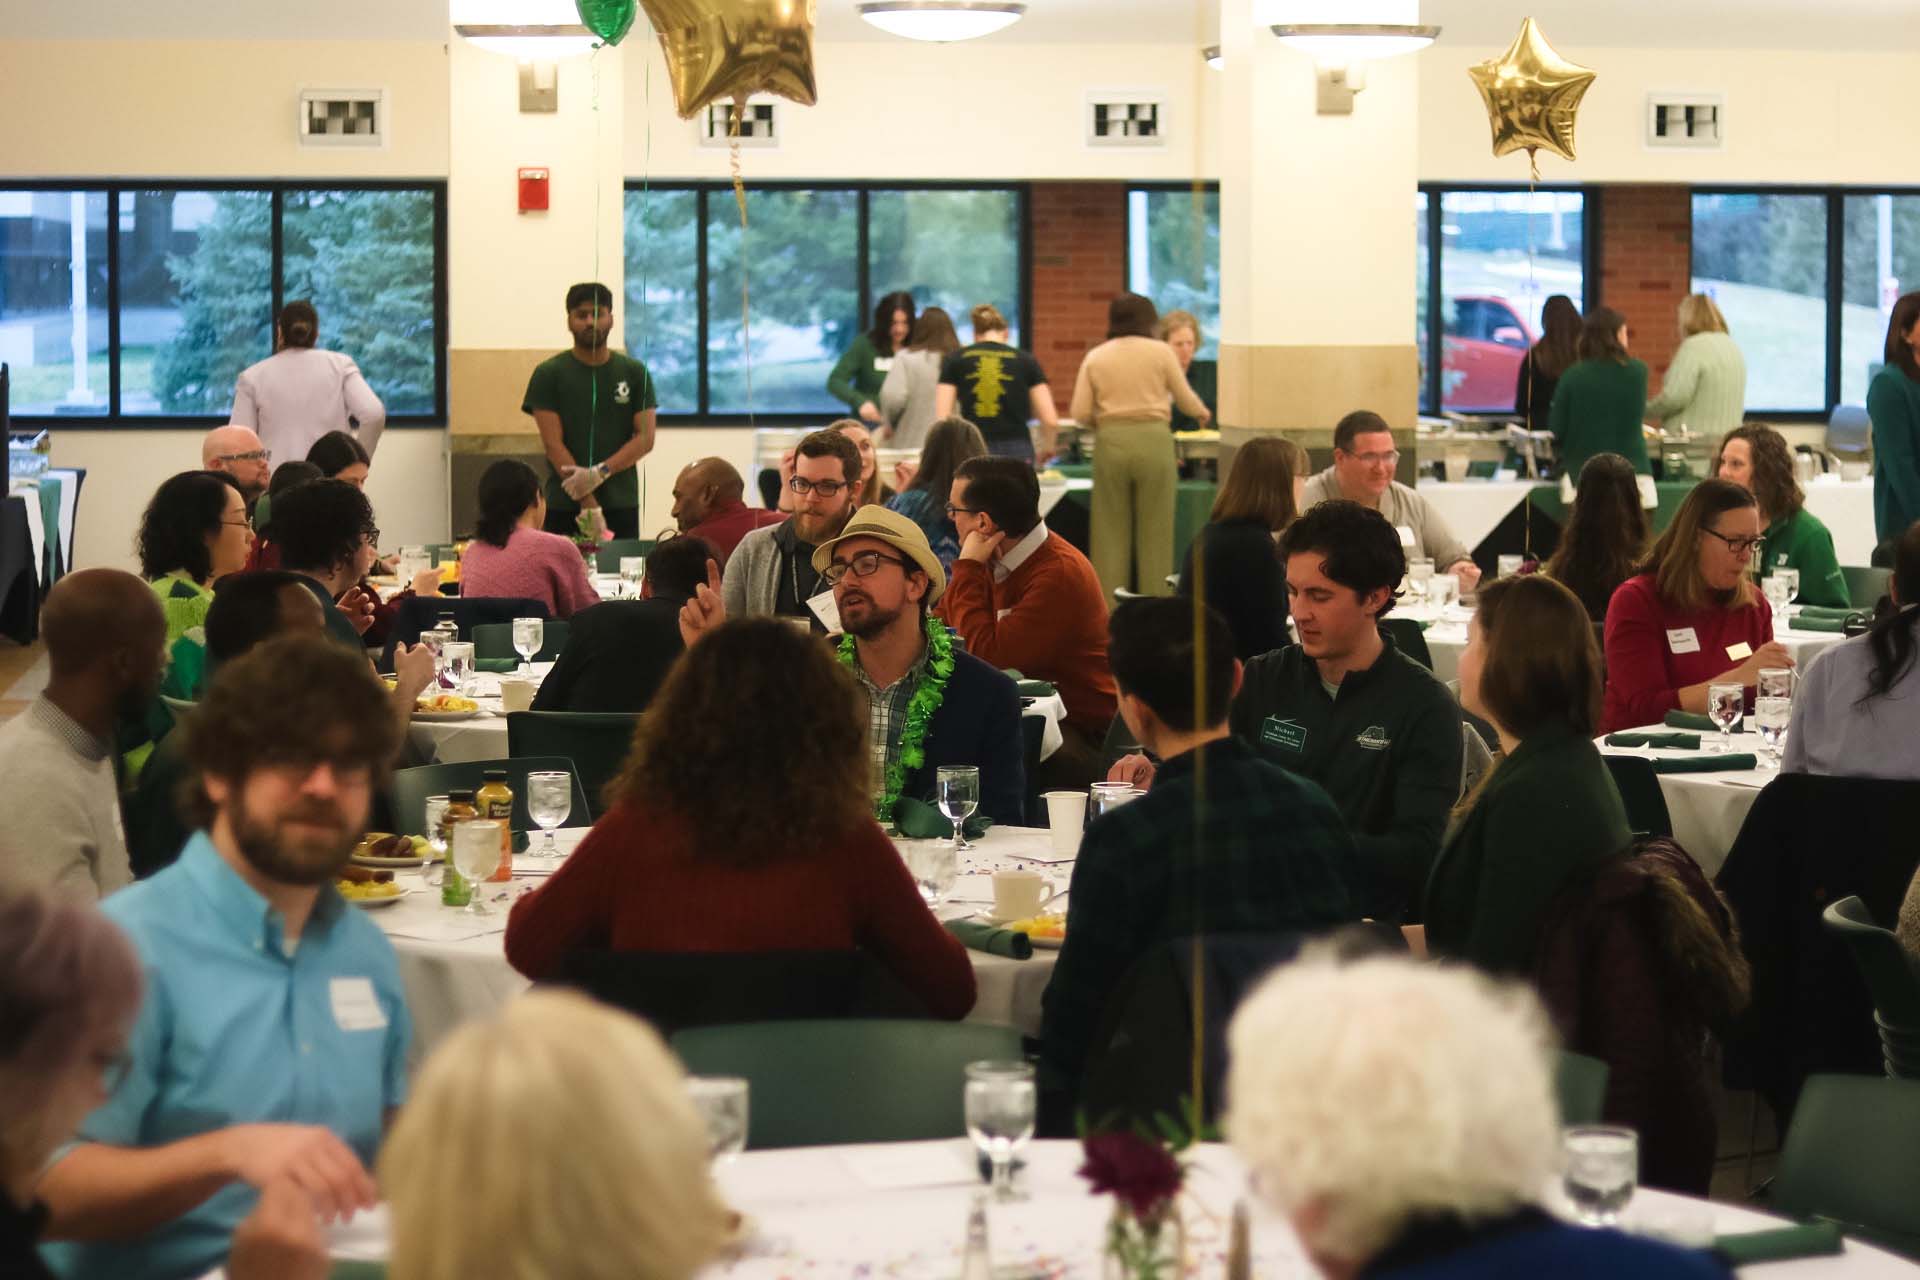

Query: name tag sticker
873 357 894 373
1260 717 1308 754
1666 628 1701 655
807 588 843 634
330 977 388 1033
1395 525 1416 548
1726 641 1754 662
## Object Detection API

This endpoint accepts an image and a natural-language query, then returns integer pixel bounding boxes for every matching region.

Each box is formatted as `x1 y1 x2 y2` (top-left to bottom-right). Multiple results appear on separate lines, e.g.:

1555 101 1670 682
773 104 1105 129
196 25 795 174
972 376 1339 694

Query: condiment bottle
476 769 515 881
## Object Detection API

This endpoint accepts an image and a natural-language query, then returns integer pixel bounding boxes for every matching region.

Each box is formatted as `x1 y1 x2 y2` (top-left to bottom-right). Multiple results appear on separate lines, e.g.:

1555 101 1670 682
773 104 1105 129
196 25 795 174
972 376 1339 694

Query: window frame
1122 180 1221 354
625 178 1032 425
1 177 448 430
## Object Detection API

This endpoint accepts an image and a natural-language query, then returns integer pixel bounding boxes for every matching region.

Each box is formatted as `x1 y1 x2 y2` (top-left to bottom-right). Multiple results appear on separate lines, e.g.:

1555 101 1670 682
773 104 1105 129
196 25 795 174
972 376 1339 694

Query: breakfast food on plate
415 693 479 714
350 832 438 863
1037 468 1065 483
1003 913 1065 940
335 865 403 900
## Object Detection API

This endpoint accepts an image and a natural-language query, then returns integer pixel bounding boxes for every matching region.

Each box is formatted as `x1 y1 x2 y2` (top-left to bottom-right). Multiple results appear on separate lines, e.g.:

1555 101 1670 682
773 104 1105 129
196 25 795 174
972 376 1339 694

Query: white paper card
1726 641 1754 661
330 977 388 1032
840 1144 976 1190
1666 628 1701 655
807 588 842 634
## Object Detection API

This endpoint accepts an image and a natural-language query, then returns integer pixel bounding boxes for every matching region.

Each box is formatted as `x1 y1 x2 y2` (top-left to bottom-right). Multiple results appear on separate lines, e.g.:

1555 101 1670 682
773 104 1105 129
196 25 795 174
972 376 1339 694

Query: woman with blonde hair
1601 478 1790 732
1176 436 1304 659
877 307 961 452
1645 293 1747 437
381 990 733 1280
1713 421 1847 606
1158 309 1215 433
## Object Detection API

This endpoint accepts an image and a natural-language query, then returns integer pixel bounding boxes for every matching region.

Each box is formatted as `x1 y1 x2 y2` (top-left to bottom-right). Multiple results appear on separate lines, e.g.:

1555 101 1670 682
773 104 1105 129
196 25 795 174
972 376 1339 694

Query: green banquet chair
1820 896 1920 1079
389 755 590 851
671 1020 1022 1149
594 538 656 573
1554 1050 1610 1126
1771 1074 1920 1260
1842 565 1892 611
1602 754 1673 839
505 711 640 821
470 619 569 664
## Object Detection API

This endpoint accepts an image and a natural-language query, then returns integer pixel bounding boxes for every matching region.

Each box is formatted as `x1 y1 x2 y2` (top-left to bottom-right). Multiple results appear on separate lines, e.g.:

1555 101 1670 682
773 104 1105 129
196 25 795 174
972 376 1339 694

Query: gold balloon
639 0 818 120
1467 17 1596 167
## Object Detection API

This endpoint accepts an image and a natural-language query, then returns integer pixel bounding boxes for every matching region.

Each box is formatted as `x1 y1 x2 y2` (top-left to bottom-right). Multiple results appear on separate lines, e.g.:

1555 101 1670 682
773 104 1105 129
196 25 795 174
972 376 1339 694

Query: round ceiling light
451 0 600 58
1268 23 1439 64
856 1 1027 42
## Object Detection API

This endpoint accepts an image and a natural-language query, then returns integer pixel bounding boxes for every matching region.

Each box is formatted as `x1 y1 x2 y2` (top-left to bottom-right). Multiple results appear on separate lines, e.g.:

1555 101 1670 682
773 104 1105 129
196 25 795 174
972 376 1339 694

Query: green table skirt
1527 479 1699 534
1051 463 1216 570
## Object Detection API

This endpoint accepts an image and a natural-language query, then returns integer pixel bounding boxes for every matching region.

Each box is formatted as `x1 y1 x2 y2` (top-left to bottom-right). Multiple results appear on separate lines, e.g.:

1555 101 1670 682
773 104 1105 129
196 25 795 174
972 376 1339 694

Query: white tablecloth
1597 726 1772 878
311 1139 1920 1278
1801 477 1878 567
377 825 1073 1062
1414 479 1539 554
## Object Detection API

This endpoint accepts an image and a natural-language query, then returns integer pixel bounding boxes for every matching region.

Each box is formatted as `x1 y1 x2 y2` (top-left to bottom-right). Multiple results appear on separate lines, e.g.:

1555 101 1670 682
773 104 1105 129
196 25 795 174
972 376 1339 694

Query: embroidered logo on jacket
1355 725 1392 751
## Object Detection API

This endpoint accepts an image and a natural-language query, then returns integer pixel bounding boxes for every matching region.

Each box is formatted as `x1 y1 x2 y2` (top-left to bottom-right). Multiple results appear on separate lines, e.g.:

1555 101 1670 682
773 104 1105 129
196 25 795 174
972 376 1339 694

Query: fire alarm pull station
518 168 549 212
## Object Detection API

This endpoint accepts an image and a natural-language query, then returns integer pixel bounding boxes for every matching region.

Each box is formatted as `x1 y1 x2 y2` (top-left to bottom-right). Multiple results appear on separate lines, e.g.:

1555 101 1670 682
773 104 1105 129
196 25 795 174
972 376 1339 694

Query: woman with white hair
1225 954 1725 1278
380 990 734 1280
1645 294 1747 438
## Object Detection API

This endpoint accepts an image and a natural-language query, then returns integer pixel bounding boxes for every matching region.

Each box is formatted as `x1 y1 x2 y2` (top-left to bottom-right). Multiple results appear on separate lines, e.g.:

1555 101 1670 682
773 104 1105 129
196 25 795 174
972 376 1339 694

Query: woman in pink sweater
460 460 601 618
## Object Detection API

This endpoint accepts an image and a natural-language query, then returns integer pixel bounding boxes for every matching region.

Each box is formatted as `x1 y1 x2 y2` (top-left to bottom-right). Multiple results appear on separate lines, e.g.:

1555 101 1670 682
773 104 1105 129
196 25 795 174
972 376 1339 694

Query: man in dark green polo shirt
1110 499 1463 920
523 281 658 540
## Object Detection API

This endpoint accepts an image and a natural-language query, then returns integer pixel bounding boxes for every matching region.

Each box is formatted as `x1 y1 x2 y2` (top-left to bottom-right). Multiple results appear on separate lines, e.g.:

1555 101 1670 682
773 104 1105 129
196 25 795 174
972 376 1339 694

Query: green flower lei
839 613 955 825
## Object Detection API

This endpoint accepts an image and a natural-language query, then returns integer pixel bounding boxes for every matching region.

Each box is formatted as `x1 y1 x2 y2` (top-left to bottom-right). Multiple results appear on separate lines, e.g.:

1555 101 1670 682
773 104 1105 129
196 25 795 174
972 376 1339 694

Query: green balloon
576 0 637 45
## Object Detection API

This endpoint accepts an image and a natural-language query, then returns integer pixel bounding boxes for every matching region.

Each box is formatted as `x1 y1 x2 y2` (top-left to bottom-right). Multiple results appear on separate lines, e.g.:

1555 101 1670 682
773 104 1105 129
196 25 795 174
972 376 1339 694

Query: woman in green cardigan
1550 306 1650 482
1423 574 1632 976
1713 422 1848 607
827 291 916 425
1869 291 1920 548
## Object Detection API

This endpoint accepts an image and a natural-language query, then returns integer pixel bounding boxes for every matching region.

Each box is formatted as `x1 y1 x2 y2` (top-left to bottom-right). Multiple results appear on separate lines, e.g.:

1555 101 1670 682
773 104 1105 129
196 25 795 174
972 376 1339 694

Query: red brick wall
1028 182 1130 414
1598 185 1691 389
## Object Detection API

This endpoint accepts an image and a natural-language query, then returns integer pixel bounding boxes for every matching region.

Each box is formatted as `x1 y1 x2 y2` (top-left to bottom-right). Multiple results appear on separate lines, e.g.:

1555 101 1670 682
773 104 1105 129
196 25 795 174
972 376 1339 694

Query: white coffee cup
499 678 536 713
1043 790 1087 857
992 870 1055 922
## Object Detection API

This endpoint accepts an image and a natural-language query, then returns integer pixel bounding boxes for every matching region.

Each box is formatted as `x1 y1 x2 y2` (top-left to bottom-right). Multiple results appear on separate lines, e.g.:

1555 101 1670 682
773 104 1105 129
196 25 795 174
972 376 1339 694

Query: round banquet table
1596 727 1775 878
372 825 1074 1064
308 1139 1920 1278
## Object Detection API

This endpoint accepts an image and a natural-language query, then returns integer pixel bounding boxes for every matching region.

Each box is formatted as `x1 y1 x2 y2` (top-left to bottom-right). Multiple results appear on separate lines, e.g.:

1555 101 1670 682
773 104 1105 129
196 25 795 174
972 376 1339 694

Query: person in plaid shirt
1038 598 1361 1103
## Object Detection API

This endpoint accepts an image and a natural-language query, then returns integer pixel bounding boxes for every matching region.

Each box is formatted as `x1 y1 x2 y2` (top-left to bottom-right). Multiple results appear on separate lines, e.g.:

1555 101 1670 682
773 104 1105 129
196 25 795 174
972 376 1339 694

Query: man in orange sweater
940 456 1117 790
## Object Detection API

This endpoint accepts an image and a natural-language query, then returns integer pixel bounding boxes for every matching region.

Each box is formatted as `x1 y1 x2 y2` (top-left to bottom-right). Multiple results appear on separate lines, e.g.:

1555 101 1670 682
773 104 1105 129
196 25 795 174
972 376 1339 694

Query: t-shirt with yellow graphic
940 342 1048 453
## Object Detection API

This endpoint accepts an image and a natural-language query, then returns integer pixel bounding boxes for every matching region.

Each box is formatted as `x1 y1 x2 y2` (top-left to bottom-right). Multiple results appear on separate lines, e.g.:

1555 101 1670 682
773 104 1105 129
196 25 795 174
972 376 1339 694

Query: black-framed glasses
216 449 271 464
822 550 910 584
220 518 253 530
944 502 980 517
1701 527 1762 556
790 476 848 498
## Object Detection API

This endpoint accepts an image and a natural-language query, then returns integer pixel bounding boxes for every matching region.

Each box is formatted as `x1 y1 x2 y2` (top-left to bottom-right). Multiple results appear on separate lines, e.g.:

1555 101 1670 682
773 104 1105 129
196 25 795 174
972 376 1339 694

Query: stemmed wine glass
510 616 544 678
1706 683 1744 754
450 820 503 916
964 1060 1036 1203
526 771 572 859
937 765 980 853
1762 575 1793 632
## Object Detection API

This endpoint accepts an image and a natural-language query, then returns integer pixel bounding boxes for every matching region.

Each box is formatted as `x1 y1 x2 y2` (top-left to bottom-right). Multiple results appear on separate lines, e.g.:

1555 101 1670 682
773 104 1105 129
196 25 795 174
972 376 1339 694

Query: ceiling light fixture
1203 45 1223 70
1264 1 1438 114
451 0 600 59
856 1 1026 43
1267 23 1439 64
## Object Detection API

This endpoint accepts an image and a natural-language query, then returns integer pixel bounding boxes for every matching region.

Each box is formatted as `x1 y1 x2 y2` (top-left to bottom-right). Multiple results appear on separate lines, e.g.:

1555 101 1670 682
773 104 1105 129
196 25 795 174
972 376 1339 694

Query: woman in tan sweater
1070 293 1209 598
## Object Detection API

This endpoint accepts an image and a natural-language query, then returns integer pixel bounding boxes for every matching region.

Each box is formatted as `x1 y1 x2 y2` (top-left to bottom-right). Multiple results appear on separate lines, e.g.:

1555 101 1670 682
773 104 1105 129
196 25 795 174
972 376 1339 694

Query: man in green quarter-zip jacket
1110 500 1463 920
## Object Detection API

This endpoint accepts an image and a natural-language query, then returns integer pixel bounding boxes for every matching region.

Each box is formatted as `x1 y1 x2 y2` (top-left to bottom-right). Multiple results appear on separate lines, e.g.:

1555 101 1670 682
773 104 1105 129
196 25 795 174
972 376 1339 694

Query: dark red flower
1078 1131 1184 1219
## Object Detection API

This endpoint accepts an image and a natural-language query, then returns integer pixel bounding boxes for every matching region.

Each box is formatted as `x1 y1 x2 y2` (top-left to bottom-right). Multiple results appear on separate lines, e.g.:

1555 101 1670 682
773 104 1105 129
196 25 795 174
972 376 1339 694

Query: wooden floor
0 638 45 724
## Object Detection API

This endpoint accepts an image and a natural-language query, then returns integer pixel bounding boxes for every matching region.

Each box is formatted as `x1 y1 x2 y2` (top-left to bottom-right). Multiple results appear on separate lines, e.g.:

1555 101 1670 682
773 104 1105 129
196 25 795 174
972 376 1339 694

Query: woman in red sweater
1601 478 1792 732
460 459 601 618
504 617 977 1019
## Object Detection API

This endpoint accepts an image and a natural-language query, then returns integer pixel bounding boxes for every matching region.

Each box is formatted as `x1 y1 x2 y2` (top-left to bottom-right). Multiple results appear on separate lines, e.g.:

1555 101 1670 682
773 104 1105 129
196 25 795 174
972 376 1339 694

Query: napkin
1711 1221 1843 1266
1793 605 1856 621
1651 753 1759 774
475 657 519 673
944 918 1033 960
894 798 993 840
1788 613 1850 633
1664 711 1744 734
1605 731 1703 750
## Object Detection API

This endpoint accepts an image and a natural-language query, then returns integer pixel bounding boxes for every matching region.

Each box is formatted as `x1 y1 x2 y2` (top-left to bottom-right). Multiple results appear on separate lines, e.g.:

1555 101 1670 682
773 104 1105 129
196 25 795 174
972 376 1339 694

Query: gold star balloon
1467 17 1596 171
638 0 818 120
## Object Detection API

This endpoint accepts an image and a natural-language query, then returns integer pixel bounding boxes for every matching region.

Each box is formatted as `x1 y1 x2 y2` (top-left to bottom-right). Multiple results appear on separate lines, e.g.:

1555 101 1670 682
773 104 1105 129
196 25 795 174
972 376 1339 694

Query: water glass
1754 696 1790 768
964 1060 1036 1203
450 820 504 916
440 640 475 695
1406 557 1434 605
686 1076 750 1163
510 616 544 677
1563 1126 1638 1226
1762 575 1793 629
1089 782 1142 821
1776 567 1801 603
938 765 981 853
422 794 450 886
1706 682 1744 753
1757 667 1794 702
396 545 430 583
905 841 959 909
1497 554 1524 579
618 556 646 599
526 770 572 858
1428 573 1459 615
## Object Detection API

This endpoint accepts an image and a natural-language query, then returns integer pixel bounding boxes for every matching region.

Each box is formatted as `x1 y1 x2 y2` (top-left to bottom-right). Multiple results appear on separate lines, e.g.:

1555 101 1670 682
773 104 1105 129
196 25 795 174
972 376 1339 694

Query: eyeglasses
216 449 271 464
1701 527 1762 556
944 503 981 518
822 550 910 584
1345 450 1400 467
220 518 253 530
790 476 848 498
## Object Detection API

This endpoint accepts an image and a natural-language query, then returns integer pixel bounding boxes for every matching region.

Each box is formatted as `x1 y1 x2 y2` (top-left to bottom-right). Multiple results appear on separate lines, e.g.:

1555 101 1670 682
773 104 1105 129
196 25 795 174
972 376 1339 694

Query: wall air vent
1087 92 1166 148
298 89 386 148
1646 93 1724 150
702 99 779 148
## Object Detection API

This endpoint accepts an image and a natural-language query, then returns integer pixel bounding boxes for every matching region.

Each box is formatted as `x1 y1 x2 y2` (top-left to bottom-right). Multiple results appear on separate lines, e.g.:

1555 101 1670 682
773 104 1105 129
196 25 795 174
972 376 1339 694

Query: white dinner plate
343 887 411 909
412 709 482 722
350 852 435 869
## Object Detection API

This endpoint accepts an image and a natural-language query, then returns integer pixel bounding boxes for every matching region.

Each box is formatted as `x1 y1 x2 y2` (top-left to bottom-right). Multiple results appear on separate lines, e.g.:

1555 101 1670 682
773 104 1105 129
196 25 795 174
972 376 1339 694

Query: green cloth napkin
1651 753 1759 774
1712 1221 1843 1266
1664 711 1744 734
1605 731 1703 750
1793 605 1855 621
475 657 518 673
944 918 1033 960
1789 613 1849 633
894 798 993 840
1016 680 1057 699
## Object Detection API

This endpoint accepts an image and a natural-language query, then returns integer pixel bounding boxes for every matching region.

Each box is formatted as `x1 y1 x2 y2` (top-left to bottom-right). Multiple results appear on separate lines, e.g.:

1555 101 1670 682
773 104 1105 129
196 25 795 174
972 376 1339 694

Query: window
623 183 1027 419
1125 186 1219 357
1691 192 1828 412
1431 188 1586 414
1841 193 1920 406
2 182 445 425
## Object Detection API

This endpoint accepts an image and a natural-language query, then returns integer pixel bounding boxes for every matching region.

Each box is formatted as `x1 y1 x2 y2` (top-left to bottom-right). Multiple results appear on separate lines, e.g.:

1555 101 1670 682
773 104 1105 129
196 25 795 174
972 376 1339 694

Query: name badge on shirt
807 587 843 634
1260 716 1308 754
873 357 894 373
1395 525 1416 548
1726 641 1754 662
330 977 388 1033
1666 627 1701 655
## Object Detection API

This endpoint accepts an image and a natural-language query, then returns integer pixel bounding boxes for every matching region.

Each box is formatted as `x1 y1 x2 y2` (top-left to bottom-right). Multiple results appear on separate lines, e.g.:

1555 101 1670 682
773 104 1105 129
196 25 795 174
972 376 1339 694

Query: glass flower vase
1102 1200 1184 1280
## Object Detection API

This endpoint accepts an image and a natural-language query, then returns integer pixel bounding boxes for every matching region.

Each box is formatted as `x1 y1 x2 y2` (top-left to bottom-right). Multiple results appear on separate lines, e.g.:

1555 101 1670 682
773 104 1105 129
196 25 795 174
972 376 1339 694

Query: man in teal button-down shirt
40 635 410 1280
